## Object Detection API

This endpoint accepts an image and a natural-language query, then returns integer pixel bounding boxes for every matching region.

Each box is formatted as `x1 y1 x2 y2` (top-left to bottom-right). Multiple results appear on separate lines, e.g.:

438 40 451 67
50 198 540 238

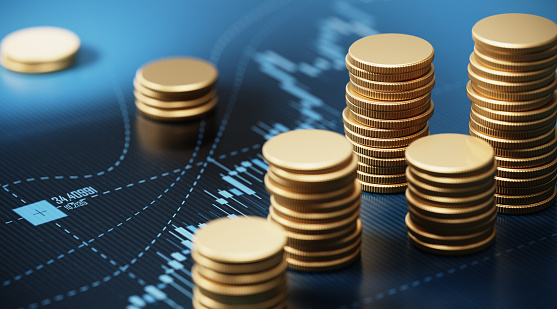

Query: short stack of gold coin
262 129 362 272
344 33 435 194
134 57 218 122
405 134 497 255
467 13 557 215
191 217 288 309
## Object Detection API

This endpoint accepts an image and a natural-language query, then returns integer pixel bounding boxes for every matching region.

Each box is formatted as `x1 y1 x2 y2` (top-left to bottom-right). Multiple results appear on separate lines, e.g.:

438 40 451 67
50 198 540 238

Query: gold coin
345 55 431 81
349 138 407 159
193 286 287 309
262 129 353 172
406 189 495 219
269 205 359 234
475 41 557 62
470 52 557 82
348 65 434 92
346 83 431 111
191 250 284 275
491 133 557 158
496 173 556 195
285 234 361 262
193 217 285 264
135 97 217 122
135 57 217 94
405 214 495 246
407 182 496 207
195 284 286 307
350 77 435 101
495 168 557 188
495 187 555 205
192 266 285 296
406 168 494 198
469 125 555 150
1 26 79 70
466 81 553 112
269 185 361 213
344 122 429 148
134 88 216 109
265 175 355 203
407 163 496 188
497 156 557 179
271 199 360 224
470 95 557 122
347 33 434 74
357 161 407 175
287 219 362 252
347 98 432 120
470 106 557 132
407 224 496 256
348 101 434 129
268 215 358 244
495 145 557 168
408 201 497 230
133 78 213 101
286 246 360 272
468 65 555 93
195 259 287 285
354 152 407 167
405 133 494 176
356 171 406 184
473 47 557 73
472 13 557 54
497 187 556 215
470 78 557 101
469 116 555 140
342 107 428 138
358 180 407 194
0 55 75 74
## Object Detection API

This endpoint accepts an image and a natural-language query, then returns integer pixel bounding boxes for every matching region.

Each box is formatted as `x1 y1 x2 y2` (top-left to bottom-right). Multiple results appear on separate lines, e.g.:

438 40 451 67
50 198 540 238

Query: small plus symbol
33 209 47 217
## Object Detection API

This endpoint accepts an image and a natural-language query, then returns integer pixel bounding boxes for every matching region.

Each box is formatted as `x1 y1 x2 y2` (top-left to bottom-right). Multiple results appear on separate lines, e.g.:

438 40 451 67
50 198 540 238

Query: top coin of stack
467 13 557 215
134 57 218 122
191 217 288 309
263 129 362 272
344 33 435 194
405 134 497 255
1 26 80 73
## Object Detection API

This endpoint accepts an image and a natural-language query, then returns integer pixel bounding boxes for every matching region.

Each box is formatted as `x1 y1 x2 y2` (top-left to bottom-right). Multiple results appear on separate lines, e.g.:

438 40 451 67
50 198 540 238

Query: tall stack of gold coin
134 57 218 122
262 129 362 272
405 134 497 255
191 217 288 309
467 14 557 215
343 33 435 194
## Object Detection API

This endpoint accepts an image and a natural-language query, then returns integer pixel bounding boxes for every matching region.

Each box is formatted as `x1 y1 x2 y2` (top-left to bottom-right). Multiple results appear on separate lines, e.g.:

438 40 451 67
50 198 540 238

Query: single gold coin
134 88 216 109
266 168 356 194
470 95 557 122
285 234 361 262
195 283 286 307
475 41 557 62
193 286 287 309
133 78 213 101
469 116 555 140
348 65 435 92
269 205 359 234
406 168 494 198
407 163 496 188
287 219 362 252
269 185 361 213
408 201 497 230
348 138 407 159
495 168 557 188
347 33 434 74
473 47 557 73
346 55 432 82
346 83 431 111
348 101 434 129
286 246 361 272
495 186 555 205
135 97 217 122
0 55 75 74
268 215 358 244
195 259 287 285
342 107 428 138
468 65 555 93
407 182 496 207
405 133 494 176
262 129 353 172
192 266 285 296
353 151 407 167
497 156 557 179
135 57 217 94
406 189 495 219
497 187 556 215
356 171 406 184
191 250 284 275
264 175 355 203
358 180 407 194
193 216 285 264
470 106 557 132
470 78 557 102
469 125 555 150
357 161 407 175
344 122 429 148
350 76 435 101
472 13 557 54
496 173 556 195
1 26 79 68
270 199 360 224
466 81 553 112
470 52 557 82
347 98 432 120
495 145 557 168
491 133 557 158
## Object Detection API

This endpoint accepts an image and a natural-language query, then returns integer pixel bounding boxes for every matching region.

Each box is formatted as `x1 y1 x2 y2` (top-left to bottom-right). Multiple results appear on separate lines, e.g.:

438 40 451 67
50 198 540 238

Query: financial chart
1 0 557 308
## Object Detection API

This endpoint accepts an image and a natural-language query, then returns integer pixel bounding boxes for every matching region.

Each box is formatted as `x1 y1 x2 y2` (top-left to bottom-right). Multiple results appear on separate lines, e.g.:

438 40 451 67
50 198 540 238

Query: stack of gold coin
262 129 362 272
191 217 288 309
405 134 497 255
1 26 80 73
344 33 435 194
134 57 218 122
467 13 557 215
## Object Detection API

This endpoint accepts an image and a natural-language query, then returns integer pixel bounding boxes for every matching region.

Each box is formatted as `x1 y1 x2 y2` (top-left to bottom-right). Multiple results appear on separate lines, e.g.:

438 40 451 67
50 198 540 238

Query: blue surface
12 200 68 226
1 0 557 308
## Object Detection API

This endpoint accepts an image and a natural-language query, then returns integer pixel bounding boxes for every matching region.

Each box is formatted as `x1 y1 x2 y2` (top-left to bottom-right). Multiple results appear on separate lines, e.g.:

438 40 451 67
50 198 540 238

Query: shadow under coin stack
467 13 557 215
191 217 288 309
343 33 435 194
405 134 497 255
134 57 218 122
262 129 362 272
